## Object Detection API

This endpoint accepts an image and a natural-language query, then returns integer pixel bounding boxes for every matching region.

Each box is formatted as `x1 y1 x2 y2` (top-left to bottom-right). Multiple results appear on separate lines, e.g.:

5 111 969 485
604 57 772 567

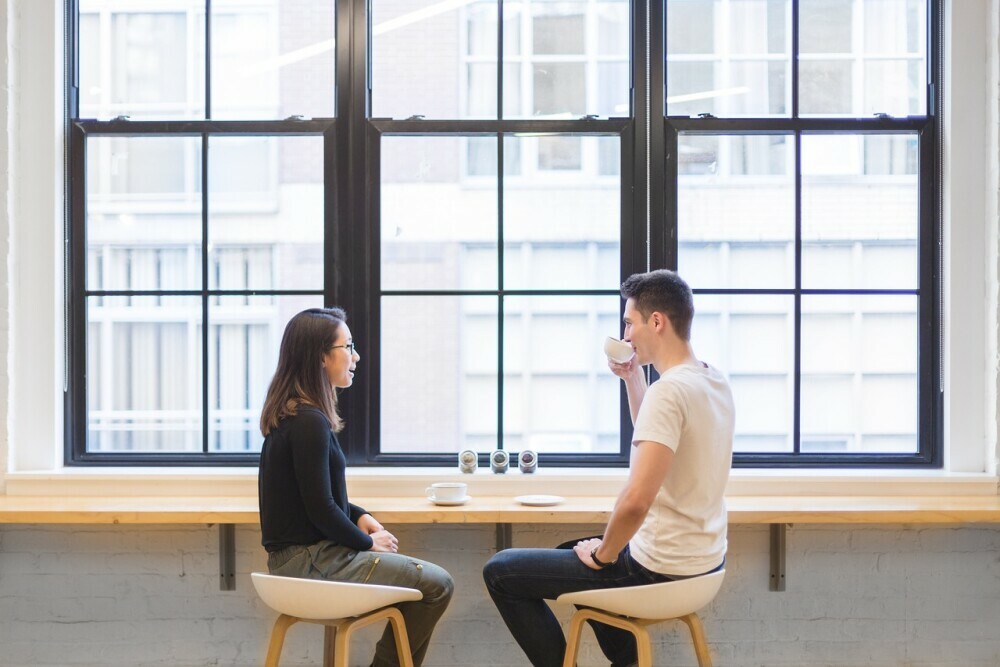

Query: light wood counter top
2 494 1000 525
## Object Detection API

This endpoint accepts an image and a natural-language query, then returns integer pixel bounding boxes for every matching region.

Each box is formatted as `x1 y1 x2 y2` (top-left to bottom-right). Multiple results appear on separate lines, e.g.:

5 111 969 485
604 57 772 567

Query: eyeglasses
331 342 356 354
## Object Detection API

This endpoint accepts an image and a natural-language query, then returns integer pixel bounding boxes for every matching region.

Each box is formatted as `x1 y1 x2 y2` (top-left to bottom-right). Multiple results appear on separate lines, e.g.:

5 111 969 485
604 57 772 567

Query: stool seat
252 572 422 619
556 569 725 619
556 569 725 667
251 572 423 667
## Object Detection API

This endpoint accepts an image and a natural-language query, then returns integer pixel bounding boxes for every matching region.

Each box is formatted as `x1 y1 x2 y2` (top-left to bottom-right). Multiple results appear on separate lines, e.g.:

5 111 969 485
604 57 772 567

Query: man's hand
369 529 399 553
607 353 640 381
357 513 384 535
573 537 604 571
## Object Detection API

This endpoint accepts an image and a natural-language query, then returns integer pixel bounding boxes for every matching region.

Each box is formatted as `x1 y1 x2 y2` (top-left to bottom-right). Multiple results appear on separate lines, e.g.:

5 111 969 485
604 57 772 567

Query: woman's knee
419 561 454 603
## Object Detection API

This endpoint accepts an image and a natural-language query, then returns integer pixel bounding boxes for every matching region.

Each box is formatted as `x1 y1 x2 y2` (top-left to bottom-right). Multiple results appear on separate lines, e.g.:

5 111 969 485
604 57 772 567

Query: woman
258 307 453 667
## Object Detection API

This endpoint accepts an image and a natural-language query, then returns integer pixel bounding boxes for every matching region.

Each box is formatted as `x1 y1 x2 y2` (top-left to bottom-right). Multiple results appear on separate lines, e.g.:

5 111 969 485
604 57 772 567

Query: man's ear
652 312 675 336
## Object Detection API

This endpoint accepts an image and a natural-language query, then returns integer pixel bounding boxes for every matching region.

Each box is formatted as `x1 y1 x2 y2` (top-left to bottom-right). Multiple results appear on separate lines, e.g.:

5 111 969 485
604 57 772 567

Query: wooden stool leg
384 607 415 667
264 614 298 667
323 625 337 667
631 624 652 667
561 611 589 667
679 613 713 667
333 620 354 667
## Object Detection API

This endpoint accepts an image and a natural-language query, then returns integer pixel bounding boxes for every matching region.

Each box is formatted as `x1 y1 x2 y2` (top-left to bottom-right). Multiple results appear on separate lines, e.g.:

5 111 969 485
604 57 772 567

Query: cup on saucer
426 482 469 505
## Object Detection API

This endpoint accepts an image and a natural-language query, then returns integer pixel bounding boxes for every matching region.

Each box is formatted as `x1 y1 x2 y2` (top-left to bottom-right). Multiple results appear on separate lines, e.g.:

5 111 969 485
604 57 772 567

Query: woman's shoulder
281 405 333 434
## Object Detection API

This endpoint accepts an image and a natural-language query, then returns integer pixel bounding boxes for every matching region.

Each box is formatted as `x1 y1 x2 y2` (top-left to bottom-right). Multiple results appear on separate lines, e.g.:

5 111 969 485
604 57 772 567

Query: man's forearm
625 372 648 425
596 494 649 562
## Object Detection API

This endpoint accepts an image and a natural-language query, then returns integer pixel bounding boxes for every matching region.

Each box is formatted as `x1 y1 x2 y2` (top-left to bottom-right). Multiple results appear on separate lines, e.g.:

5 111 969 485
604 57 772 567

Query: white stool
556 569 725 667
251 572 423 667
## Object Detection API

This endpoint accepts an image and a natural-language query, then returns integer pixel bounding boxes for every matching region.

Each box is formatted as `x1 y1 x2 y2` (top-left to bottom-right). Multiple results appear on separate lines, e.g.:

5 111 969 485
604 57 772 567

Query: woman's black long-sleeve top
258 406 374 552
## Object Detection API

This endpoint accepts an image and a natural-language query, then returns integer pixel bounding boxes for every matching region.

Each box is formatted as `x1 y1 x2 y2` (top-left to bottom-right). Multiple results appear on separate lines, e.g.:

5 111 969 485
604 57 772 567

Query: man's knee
482 548 523 591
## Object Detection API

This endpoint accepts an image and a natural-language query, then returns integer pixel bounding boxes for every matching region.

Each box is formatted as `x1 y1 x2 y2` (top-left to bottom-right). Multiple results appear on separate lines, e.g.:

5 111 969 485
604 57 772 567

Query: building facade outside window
67 0 940 467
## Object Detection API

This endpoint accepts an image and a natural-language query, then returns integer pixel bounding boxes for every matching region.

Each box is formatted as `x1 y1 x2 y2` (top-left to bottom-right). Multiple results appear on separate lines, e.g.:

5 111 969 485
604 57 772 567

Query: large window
664 0 937 465
67 0 940 466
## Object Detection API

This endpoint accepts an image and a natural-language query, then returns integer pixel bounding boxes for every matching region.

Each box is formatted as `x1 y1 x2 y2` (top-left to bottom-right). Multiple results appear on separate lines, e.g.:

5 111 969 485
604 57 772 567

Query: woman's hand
369 529 399 553
357 513 384 535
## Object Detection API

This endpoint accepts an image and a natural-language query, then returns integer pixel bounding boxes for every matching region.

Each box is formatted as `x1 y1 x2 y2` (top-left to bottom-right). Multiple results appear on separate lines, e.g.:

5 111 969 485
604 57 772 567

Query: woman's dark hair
620 270 694 341
260 307 347 436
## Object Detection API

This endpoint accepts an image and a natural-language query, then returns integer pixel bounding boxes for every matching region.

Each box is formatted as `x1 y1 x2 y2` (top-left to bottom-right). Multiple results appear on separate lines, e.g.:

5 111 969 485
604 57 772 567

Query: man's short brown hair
620 270 694 341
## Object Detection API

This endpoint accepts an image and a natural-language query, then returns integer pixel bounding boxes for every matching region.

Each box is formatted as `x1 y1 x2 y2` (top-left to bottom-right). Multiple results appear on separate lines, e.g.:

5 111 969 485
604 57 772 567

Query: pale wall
0 523 998 666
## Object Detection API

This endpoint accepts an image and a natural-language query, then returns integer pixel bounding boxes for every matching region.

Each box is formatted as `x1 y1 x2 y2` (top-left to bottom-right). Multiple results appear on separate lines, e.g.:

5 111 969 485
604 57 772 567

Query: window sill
4 466 997 499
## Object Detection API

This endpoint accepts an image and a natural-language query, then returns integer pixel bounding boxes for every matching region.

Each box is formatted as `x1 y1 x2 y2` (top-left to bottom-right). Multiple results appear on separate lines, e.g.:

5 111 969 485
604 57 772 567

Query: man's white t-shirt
628 362 735 576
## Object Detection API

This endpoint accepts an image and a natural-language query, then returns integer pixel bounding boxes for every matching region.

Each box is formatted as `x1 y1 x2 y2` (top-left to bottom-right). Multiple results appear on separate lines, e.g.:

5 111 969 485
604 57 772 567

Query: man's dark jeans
483 538 678 667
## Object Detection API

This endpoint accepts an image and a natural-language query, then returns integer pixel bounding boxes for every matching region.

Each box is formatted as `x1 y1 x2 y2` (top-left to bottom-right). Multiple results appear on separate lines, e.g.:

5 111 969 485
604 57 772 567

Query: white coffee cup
426 482 468 501
604 336 635 363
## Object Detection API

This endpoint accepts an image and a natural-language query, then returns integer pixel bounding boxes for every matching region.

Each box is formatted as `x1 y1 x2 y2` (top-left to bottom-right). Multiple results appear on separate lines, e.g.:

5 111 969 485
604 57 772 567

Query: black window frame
65 0 942 468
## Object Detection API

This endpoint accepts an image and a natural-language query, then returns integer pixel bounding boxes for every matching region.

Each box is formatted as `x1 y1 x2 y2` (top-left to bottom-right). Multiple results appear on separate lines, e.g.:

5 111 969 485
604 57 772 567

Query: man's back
629 362 735 576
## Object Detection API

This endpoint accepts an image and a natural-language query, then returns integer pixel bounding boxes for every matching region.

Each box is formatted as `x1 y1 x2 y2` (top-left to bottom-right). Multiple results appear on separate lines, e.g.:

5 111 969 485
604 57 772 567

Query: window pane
864 59 924 116
800 295 918 454
667 0 791 117
800 0 852 53
597 2 629 55
467 63 499 118
865 0 925 54
468 2 497 56
533 63 586 116
538 136 582 170
799 60 852 114
800 0 927 116
87 137 202 292
80 9 204 120
505 0 629 119
209 295 323 452
503 295 620 454
211 2 336 120
532 3 585 54
727 60 788 116
730 0 787 55
381 136 499 291
465 2 502 119
87 296 202 452
667 0 716 55
209 136 324 291
372 0 494 119
79 13 101 112
503 135 621 290
598 62 630 117
696 294 794 453
802 134 919 289
678 134 794 289
666 61 717 117
381 296 497 453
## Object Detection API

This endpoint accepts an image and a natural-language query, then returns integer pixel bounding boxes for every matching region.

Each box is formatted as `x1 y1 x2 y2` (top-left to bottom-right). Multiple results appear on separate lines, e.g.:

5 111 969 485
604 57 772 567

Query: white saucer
514 494 565 507
428 495 471 506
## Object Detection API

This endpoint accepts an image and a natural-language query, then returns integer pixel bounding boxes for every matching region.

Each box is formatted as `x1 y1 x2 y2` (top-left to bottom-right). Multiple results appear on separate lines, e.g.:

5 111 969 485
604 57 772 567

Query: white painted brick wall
1 523 999 666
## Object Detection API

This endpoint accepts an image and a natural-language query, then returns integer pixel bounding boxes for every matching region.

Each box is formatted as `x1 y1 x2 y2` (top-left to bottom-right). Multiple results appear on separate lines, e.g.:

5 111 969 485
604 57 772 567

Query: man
482 269 735 667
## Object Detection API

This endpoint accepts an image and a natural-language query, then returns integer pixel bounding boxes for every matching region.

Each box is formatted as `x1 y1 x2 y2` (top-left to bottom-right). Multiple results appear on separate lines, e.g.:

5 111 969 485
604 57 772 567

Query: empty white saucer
428 495 471 506
514 494 565 507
